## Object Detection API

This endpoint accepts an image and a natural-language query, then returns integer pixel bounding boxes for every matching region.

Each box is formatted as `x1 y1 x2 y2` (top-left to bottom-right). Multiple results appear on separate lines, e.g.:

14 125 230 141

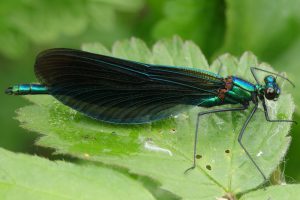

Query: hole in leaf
196 154 202 159
170 128 176 134
111 131 116 135
225 149 230 154
146 138 153 142
206 165 212 170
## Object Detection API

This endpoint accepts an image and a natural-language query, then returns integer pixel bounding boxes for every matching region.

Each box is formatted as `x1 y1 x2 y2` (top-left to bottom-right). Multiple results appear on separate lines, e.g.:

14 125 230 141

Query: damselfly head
263 75 280 100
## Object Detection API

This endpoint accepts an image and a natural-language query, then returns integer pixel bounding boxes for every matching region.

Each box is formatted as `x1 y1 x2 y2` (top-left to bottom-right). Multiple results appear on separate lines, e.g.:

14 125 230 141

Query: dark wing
35 48 224 123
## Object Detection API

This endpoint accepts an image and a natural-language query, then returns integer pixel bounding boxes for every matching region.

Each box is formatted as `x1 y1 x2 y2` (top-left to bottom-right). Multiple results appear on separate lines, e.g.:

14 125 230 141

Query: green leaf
221 0 300 59
152 0 225 57
0 0 144 59
273 38 300 114
9 1 87 43
0 147 155 200
16 37 295 199
240 184 300 200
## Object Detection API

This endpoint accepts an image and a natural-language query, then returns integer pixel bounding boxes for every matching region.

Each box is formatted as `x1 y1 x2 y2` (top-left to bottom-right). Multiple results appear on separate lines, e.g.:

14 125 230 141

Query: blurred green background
1 0 299 182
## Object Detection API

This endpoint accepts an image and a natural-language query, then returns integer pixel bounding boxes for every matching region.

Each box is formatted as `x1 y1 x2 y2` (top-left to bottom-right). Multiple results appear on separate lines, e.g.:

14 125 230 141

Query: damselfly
5 48 295 182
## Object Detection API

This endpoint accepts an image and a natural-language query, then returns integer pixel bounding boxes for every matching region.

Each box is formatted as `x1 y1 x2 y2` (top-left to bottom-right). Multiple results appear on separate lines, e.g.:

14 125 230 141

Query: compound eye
265 87 276 100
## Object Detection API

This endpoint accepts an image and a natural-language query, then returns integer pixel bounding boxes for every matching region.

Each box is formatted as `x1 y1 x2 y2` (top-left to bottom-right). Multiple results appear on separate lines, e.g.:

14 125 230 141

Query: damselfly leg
236 102 268 182
184 105 248 174
261 99 297 124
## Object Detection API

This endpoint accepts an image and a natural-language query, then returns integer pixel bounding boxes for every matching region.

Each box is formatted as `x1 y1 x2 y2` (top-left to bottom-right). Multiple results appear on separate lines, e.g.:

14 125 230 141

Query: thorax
197 76 257 107
224 76 256 104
